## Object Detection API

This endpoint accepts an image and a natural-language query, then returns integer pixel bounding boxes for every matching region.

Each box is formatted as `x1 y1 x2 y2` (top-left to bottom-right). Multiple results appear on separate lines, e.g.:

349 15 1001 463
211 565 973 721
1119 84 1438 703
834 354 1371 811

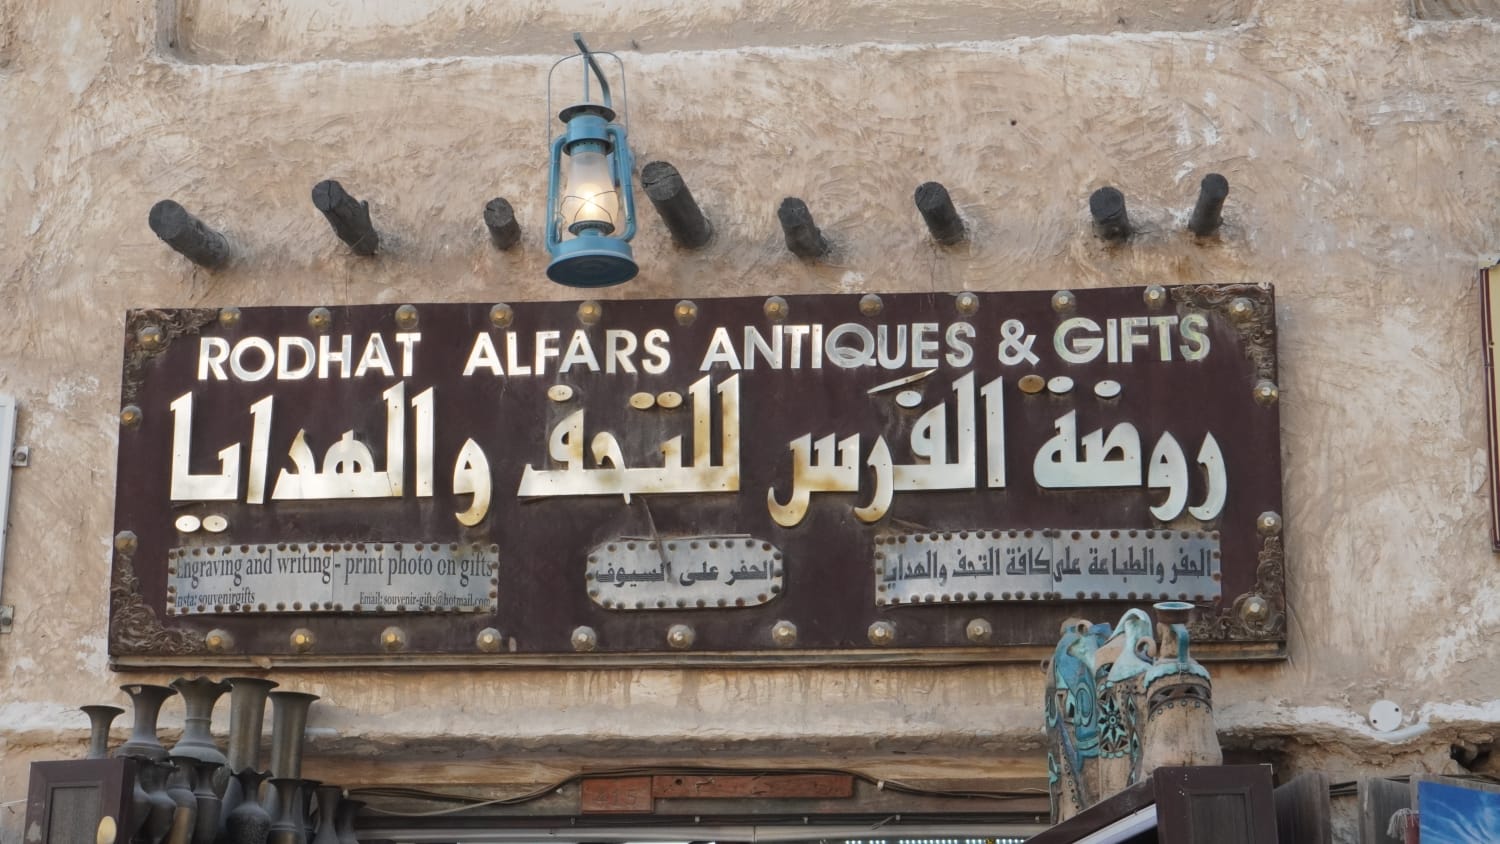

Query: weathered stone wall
2 0 1499 840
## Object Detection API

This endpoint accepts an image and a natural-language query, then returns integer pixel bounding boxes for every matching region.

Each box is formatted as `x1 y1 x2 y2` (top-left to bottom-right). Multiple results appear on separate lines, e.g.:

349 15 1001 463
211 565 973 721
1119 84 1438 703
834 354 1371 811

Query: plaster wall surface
1 0 1499 841
171 0 1249 61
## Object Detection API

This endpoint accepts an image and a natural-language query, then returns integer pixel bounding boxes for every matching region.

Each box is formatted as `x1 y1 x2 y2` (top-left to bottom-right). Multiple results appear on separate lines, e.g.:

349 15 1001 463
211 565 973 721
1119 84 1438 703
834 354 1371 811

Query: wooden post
148 201 230 270
1090 186 1133 241
777 197 828 258
483 198 521 251
311 180 378 255
1188 173 1230 237
914 181 965 245
1272 772 1331 844
1153 765 1277 844
1356 778 1411 844
642 161 712 249
26 759 139 844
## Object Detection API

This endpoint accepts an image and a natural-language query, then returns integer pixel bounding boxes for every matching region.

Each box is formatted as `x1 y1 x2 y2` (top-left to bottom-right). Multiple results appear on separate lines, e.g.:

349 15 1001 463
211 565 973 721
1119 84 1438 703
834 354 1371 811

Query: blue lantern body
546 43 638 287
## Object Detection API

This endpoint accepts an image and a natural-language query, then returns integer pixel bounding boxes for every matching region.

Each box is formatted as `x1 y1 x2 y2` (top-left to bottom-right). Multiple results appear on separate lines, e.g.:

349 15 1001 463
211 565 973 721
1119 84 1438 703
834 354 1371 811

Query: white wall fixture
1370 700 1404 733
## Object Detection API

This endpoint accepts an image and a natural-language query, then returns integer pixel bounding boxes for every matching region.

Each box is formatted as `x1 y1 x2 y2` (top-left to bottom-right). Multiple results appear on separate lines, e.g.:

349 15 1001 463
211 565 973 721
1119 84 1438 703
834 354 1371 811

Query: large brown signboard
110 284 1285 666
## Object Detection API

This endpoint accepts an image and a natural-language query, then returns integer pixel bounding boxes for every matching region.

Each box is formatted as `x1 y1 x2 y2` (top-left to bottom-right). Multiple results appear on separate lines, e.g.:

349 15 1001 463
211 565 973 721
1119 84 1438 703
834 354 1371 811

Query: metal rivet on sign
1253 380 1279 405
489 303 514 328
1228 297 1256 322
771 620 798 647
1018 374 1046 394
1143 285 1167 309
120 405 143 428
571 626 598 652
859 294 883 317
667 624 695 650
205 629 234 653
657 391 683 410
1051 290 1077 314
763 296 789 322
307 308 332 332
476 627 502 653
1256 511 1283 536
290 628 315 653
674 300 698 325
380 626 407 652
955 291 979 316
114 531 138 554
578 300 603 325
137 326 164 350
965 618 993 644
395 304 419 329
219 307 242 327
867 620 896 646
1239 595 1270 625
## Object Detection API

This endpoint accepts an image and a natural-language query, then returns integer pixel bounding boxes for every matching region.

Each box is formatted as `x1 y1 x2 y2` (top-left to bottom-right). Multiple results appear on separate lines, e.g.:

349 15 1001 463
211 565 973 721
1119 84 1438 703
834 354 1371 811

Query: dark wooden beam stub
483 198 521 251
1089 186 1133 242
312 179 379 256
1188 173 1230 237
777 197 828 259
914 181 966 245
148 200 230 270
642 161 712 249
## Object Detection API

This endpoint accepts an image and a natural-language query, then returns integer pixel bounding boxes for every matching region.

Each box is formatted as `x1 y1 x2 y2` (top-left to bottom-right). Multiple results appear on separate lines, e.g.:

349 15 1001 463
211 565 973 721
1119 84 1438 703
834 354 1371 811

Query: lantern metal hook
574 33 611 109
546 34 628 136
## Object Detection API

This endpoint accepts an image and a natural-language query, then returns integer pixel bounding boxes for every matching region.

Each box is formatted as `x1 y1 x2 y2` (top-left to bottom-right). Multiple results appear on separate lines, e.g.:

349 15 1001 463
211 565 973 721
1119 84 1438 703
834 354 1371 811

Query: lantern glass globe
559 146 620 235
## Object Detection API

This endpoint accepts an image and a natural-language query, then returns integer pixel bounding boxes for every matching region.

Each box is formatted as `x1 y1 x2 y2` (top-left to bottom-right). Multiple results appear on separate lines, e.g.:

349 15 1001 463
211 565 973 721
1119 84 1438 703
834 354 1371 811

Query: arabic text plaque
873 528 1220 606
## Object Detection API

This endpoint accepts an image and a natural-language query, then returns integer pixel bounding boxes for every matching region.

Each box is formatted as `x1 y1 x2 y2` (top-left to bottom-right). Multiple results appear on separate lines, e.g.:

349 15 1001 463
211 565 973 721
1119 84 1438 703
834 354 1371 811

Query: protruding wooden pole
642 161 712 249
483 198 521 251
914 182 965 245
1187 173 1229 237
148 200 230 269
777 197 828 258
1089 186 1132 242
312 180 378 255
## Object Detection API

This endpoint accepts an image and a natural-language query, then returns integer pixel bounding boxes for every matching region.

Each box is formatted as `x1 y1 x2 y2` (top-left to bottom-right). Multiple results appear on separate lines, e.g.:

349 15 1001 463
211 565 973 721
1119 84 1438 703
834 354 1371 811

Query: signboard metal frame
109 285 1286 668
